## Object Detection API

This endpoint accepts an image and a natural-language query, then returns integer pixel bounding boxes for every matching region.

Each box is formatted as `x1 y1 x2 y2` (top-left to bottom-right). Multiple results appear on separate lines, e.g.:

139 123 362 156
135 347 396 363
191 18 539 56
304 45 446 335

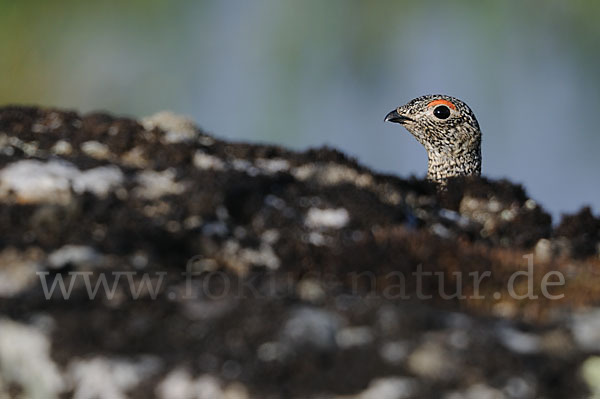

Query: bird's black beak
384 109 412 124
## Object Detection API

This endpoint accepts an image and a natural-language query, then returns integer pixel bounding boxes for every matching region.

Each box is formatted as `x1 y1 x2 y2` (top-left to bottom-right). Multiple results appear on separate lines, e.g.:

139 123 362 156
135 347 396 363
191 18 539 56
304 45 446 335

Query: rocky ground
0 106 599 399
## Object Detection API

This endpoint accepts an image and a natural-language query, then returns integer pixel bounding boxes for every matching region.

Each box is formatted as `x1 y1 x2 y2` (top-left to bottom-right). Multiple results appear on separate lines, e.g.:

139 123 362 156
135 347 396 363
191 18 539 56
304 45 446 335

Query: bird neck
426 145 481 183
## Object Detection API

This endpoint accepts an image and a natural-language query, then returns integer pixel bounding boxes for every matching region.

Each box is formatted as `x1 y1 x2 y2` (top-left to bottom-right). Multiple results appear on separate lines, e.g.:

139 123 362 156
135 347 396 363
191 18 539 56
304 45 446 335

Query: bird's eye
433 105 451 120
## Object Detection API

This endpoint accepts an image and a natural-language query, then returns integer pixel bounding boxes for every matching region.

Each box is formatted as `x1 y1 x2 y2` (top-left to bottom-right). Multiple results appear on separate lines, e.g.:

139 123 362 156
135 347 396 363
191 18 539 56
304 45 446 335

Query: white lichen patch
50 140 73 156
459 195 520 236
31 124 47 134
496 326 541 354
406 340 458 381
121 146 149 168
80 141 111 160
571 309 600 351
194 148 296 181
281 307 341 352
261 229 280 245
525 199 537 210
264 194 286 210
534 238 553 263
296 278 326 303
305 231 328 246
231 159 260 176
336 326 375 348
257 342 287 363
193 151 226 171
355 377 418 399
134 168 187 200
438 209 472 228
238 244 280 270
305 207 350 229
156 368 198 399
379 341 411 365
0 318 65 399
445 384 505 399
220 239 280 275
0 160 75 204
67 356 161 399
0 247 41 297
194 151 291 178
293 162 373 188
156 370 221 399
0 160 124 205
292 162 404 207
72 166 124 197
0 134 13 156
156 369 248 399
582 356 600 398
47 245 101 270
198 135 215 146
2 135 41 157
141 111 199 143
255 158 290 174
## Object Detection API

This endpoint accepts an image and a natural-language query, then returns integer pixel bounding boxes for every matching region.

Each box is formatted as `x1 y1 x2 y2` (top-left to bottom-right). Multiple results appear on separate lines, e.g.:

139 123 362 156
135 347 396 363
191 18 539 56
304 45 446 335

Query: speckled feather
386 94 482 184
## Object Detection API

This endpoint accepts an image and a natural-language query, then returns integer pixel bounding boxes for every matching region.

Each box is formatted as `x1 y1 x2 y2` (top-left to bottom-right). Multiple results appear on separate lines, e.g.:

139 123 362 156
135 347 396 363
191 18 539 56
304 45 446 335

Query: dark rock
554 207 600 259
0 106 598 399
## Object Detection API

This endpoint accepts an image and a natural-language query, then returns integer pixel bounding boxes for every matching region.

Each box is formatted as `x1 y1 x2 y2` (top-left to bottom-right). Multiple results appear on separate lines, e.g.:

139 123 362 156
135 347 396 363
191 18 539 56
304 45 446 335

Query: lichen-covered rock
0 106 599 398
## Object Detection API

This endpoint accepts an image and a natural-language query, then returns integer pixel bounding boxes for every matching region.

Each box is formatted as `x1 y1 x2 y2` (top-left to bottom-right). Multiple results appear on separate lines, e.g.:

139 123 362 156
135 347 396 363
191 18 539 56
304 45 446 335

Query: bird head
385 94 482 182
385 94 481 157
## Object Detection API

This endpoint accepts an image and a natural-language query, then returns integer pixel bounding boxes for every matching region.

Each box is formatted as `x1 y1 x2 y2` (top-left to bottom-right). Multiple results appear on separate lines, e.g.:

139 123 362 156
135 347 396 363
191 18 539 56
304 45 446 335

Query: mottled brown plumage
385 95 482 184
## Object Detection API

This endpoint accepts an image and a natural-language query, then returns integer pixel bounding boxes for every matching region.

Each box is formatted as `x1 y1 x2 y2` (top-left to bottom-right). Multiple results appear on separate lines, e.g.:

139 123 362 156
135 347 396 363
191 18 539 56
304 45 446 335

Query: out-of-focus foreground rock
0 106 600 399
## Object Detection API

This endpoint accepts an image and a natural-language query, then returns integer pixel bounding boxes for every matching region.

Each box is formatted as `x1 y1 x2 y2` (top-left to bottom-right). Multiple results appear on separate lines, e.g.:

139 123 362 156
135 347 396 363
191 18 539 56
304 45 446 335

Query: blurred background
1 0 599 220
